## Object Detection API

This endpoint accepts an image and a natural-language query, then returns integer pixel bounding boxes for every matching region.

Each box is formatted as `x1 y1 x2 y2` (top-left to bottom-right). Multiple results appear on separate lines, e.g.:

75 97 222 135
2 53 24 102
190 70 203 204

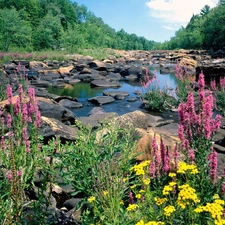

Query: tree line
0 0 156 52
0 0 224 52
155 0 225 51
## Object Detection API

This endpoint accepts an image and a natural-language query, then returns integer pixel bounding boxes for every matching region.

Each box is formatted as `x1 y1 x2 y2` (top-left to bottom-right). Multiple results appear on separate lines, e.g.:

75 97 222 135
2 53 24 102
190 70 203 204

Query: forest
0 0 224 52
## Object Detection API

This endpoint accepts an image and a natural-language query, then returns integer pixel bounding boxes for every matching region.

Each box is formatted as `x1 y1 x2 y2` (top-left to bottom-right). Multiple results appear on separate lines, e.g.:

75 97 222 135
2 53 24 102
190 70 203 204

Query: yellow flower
213 194 220 200
119 200 124 205
146 222 165 225
177 162 198 174
126 203 139 211
103 190 108 196
143 177 150 185
130 184 137 189
135 219 145 225
140 160 150 167
163 205 175 217
214 199 225 205
168 173 176 177
162 182 176 195
130 161 150 176
139 189 145 193
194 200 225 224
88 196 96 203
177 184 200 206
123 177 129 182
194 206 205 213
154 197 167 206
136 194 141 199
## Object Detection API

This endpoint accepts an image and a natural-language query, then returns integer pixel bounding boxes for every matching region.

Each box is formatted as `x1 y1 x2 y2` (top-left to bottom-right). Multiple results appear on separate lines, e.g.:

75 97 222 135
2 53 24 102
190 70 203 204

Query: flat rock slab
40 116 78 141
58 99 83 109
90 79 122 88
127 97 137 102
77 112 118 128
88 96 115 105
103 91 129 97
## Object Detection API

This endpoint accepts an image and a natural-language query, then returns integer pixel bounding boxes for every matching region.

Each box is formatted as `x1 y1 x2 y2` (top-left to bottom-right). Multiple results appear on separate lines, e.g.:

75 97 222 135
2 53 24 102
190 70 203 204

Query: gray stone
90 79 122 88
87 107 105 116
58 99 83 109
103 90 129 97
88 96 115 105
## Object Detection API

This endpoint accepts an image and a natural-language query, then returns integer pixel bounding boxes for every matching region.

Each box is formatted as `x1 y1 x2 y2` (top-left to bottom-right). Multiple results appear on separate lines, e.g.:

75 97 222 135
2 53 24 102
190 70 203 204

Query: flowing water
47 67 178 117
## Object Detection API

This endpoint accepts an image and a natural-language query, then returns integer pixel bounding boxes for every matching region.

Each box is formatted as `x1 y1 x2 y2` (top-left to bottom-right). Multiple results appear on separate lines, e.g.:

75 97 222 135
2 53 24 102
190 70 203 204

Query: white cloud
146 0 218 30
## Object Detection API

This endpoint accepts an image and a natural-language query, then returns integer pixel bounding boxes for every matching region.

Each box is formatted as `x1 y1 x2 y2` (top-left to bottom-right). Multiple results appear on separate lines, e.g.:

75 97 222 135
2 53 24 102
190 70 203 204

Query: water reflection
47 67 178 117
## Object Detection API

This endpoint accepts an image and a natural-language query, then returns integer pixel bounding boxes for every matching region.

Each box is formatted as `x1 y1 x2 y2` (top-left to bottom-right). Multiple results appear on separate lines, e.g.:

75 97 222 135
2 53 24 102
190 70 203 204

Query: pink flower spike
188 149 195 164
198 73 205 89
17 170 22 177
6 84 13 105
210 79 217 91
7 170 13 182
129 191 134 204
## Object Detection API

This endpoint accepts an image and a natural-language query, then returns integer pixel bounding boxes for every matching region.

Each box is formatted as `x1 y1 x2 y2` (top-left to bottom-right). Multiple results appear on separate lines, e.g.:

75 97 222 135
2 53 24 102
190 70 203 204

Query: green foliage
61 120 137 198
155 3 225 51
0 0 157 52
33 11 63 50
0 7 32 52
140 71 178 112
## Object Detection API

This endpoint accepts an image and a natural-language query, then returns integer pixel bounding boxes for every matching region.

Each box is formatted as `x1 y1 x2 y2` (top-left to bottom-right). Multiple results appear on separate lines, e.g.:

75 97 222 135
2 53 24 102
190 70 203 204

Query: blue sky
74 0 218 43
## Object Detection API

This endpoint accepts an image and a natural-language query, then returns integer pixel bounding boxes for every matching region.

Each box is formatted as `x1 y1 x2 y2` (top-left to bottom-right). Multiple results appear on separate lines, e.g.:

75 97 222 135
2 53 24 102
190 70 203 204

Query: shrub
140 68 178 112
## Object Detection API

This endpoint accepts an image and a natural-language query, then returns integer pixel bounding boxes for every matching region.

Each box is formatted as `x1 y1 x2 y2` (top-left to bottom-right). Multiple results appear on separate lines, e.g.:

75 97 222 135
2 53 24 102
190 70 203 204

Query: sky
73 0 219 43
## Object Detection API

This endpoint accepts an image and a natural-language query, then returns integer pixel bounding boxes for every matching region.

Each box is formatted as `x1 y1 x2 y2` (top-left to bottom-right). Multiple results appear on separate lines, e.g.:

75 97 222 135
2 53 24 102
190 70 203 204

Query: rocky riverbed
1 49 225 224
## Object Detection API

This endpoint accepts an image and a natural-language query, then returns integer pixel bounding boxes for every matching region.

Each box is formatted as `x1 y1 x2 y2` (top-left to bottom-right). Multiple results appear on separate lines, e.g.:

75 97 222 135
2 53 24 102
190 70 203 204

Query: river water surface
47 67 178 117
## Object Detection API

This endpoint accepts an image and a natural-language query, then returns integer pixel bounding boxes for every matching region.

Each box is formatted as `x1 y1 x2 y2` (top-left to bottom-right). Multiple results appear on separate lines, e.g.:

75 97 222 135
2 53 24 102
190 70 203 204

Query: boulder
39 116 78 142
196 58 225 83
58 99 83 109
77 112 118 129
127 97 137 102
179 58 198 68
0 95 29 110
106 72 121 81
135 123 180 162
102 91 129 98
58 65 74 75
79 67 92 74
37 97 76 124
90 79 122 88
29 61 49 70
88 60 107 71
38 69 59 75
88 96 115 105
74 73 97 82
145 113 174 127
87 107 106 116
115 110 148 130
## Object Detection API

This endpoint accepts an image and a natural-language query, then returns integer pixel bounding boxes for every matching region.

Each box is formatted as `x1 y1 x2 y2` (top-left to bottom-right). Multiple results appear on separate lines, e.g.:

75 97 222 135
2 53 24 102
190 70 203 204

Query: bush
140 68 178 112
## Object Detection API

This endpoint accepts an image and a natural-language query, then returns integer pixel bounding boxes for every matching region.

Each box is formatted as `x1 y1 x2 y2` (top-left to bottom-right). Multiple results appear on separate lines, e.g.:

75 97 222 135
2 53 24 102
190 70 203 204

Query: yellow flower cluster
135 220 164 225
126 203 139 211
103 190 108 196
177 162 198 174
143 177 150 185
136 193 142 199
154 197 167 206
177 184 200 209
130 160 150 176
194 198 225 224
88 196 96 203
162 182 177 195
163 205 176 217
168 173 176 177
119 200 124 205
